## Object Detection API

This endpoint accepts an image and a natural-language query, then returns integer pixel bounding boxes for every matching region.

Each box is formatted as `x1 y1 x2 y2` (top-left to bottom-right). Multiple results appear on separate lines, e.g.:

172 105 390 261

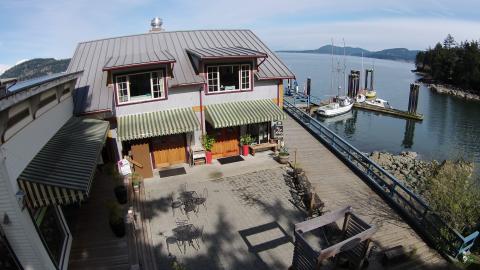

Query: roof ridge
78 29 253 45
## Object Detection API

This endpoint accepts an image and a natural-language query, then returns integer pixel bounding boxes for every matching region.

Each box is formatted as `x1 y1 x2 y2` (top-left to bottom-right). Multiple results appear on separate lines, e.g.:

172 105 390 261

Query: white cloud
0 64 11 76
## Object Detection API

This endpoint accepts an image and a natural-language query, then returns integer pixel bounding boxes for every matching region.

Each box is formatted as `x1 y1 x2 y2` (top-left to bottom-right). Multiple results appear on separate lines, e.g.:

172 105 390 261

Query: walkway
283 115 451 269
67 171 132 270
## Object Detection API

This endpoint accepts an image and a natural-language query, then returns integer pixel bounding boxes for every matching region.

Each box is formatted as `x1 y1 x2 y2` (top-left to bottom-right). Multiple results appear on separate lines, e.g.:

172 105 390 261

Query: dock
353 102 423 120
281 109 448 269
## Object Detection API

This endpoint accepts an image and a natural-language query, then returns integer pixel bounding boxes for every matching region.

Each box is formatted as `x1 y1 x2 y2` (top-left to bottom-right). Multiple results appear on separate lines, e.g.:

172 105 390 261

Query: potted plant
240 134 253 156
278 147 290 164
107 200 125 237
131 173 142 192
107 164 127 204
201 134 215 164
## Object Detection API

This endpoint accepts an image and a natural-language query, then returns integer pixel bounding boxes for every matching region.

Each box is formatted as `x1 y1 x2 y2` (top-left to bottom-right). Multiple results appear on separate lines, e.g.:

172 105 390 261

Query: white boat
355 94 366 103
365 98 392 109
316 96 354 117
318 110 353 123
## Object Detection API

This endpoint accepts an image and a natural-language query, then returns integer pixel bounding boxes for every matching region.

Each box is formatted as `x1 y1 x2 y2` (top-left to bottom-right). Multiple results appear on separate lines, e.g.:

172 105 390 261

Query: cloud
0 64 11 76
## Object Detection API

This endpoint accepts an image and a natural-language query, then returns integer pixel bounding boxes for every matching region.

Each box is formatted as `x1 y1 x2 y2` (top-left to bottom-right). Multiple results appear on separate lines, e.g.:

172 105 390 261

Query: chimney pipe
150 17 164 32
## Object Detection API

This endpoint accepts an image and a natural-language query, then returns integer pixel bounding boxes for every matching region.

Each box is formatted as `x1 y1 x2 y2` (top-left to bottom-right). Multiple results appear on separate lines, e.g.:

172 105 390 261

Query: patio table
172 224 198 253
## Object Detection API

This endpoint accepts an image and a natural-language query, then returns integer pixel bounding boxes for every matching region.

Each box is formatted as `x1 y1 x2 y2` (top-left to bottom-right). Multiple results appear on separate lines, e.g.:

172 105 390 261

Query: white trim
206 64 251 93
115 70 166 105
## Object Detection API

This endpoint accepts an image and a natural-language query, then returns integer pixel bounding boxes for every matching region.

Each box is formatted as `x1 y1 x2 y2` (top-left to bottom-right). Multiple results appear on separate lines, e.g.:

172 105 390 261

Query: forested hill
0 58 70 81
415 34 480 94
278 45 420 62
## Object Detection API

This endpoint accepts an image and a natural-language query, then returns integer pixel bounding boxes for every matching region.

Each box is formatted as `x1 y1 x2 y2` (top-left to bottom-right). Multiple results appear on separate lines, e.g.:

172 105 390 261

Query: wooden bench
249 143 277 156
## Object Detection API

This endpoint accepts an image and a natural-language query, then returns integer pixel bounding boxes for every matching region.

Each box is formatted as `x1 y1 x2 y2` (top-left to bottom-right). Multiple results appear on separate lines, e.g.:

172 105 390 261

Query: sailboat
316 39 354 117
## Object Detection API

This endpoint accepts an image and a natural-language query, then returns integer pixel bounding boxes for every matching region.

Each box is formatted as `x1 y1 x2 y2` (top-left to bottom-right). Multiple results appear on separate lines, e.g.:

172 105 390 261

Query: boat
316 96 354 117
355 94 366 103
365 90 377 99
316 39 354 117
365 98 392 109
318 110 353 123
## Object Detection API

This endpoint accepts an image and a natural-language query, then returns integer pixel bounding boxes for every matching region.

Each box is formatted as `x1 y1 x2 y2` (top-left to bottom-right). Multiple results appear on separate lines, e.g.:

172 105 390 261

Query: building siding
1 95 74 270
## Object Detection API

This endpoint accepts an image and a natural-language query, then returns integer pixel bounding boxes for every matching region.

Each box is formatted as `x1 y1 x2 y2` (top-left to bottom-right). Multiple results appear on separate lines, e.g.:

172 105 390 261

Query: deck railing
283 99 479 259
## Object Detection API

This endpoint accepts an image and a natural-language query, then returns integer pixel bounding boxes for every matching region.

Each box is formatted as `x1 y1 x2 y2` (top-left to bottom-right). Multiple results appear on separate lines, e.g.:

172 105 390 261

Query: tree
443 34 456 49
424 160 480 234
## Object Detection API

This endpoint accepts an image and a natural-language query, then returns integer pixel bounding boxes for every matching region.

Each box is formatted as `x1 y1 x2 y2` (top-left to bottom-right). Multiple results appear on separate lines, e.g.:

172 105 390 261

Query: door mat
159 167 187 178
217 155 244 165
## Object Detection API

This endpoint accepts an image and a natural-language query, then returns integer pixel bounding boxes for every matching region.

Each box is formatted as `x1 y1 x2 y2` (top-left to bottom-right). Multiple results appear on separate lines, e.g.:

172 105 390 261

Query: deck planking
282 115 453 269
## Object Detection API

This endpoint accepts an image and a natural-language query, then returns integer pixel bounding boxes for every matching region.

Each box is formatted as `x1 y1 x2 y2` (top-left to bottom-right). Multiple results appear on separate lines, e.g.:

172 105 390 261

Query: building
68 23 295 177
0 73 109 269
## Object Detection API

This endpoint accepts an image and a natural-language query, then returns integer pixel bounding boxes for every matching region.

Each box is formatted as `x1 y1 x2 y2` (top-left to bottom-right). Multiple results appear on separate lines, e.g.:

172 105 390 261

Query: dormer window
115 70 166 104
207 64 251 93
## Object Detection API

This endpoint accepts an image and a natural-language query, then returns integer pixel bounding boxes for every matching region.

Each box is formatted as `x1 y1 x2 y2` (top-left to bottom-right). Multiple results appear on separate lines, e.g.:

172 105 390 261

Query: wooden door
130 142 153 178
210 127 239 159
152 134 187 168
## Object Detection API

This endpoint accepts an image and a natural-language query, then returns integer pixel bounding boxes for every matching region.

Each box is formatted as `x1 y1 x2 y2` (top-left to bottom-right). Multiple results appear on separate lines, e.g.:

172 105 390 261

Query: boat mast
361 52 364 90
330 38 334 96
343 38 347 96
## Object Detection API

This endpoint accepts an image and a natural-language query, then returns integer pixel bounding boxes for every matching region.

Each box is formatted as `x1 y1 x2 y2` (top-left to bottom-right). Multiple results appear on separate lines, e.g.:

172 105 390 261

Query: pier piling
408 83 420 114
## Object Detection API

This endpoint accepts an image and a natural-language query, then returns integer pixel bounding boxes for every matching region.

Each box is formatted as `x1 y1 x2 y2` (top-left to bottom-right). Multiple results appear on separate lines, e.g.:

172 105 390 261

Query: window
115 70 165 104
241 64 250 90
34 206 69 268
116 76 129 103
207 64 251 93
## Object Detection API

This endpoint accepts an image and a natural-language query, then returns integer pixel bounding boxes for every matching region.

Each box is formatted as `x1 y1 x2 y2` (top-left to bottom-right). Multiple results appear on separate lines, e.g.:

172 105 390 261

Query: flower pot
109 219 126 237
242 145 249 156
114 185 128 204
278 154 290 164
205 151 212 164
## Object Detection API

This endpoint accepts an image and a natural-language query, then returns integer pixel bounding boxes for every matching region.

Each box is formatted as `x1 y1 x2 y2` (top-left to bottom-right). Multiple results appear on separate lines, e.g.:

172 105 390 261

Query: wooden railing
283 99 479 259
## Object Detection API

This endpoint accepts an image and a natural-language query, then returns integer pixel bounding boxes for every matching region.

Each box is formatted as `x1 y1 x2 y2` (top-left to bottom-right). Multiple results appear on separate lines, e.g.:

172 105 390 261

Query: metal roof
186 46 267 59
18 117 109 207
103 50 176 71
68 29 295 115
0 71 82 112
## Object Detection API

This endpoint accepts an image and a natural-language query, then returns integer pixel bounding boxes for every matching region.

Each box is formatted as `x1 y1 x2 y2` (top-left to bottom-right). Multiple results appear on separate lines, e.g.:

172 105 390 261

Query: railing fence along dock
283 99 478 260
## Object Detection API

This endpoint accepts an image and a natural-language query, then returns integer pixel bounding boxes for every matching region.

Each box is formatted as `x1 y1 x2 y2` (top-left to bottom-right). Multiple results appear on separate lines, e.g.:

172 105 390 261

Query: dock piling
408 83 420 114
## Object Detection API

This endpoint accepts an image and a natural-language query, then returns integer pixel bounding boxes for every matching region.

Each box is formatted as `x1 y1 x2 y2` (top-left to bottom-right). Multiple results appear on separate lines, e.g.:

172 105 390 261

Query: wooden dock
282 115 451 269
353 102 423 121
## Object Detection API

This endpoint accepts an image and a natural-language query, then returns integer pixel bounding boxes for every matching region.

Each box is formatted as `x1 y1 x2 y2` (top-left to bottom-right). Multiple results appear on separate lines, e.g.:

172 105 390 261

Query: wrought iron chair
191 225 204 248
169 193 183 217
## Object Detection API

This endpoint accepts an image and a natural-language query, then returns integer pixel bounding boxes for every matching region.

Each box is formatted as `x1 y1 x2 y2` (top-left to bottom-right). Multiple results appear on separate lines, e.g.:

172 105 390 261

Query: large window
115 70 165 104
34 206 69 268
207 64 251 93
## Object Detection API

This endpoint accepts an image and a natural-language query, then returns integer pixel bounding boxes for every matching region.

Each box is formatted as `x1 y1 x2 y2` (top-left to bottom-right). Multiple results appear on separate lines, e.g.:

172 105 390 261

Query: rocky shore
430 84 480 102
368 151 474 194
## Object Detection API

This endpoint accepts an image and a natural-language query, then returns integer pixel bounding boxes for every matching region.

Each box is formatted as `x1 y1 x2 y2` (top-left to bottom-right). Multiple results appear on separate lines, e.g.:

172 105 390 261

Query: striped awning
117 107 200 141
18 117 109 208
205 99 286 128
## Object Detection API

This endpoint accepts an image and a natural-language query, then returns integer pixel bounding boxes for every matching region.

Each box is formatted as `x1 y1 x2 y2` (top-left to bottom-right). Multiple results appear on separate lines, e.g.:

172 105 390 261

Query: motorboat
318 110 354 123
355 94 366 103
365 98 392 109
316 96 354 117
365 90 377 99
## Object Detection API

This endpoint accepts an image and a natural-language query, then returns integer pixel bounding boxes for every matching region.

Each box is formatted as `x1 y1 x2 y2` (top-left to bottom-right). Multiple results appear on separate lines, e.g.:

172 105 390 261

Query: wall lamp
15 190 26 211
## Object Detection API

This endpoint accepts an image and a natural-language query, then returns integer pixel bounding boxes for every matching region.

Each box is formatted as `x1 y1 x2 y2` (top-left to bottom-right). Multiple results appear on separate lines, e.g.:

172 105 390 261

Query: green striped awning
205 99 286 128
117 107 200 141
18 117 109 208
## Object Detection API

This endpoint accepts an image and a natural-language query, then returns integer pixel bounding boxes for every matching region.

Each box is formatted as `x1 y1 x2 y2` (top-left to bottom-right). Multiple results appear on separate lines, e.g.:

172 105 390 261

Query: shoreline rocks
368 151 474 194
429 84 480 102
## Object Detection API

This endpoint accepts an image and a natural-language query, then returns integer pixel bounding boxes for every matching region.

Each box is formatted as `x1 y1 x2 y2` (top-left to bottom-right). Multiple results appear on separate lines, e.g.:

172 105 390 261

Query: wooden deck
66 171 132 270
283 115 453 269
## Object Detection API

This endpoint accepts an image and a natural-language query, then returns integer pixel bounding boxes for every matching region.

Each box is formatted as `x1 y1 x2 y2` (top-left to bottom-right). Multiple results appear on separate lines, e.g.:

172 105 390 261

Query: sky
1 0 480 74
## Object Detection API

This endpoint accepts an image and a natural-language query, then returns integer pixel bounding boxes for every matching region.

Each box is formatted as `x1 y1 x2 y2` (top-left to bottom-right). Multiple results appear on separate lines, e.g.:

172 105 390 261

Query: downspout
199 85 205 135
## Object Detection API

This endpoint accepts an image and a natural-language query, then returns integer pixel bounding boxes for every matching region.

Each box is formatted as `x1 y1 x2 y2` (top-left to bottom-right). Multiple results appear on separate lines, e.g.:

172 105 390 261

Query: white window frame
115 69 166 104
206 64 251 93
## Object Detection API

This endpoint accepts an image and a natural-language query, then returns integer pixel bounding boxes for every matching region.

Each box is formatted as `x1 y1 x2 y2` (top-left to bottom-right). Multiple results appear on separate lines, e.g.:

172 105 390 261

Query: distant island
0 58 70 81
277 45 420 62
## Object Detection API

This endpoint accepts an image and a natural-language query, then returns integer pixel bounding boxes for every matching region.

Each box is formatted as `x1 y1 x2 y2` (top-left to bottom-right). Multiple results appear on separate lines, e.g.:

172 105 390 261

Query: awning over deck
117 107 200 141
18 117 109 208
205 99 285 129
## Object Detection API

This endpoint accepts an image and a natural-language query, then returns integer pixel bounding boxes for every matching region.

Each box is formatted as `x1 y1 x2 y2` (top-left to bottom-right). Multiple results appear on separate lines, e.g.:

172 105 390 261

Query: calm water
278 52 480 169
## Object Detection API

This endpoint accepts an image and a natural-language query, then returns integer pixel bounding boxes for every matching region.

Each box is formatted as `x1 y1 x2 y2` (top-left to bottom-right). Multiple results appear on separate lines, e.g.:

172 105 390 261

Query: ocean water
278 52 480 169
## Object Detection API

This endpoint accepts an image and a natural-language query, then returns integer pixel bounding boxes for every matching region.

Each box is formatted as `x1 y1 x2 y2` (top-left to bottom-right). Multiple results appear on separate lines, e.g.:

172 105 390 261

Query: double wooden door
151 134 187 168
209 127 239 159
